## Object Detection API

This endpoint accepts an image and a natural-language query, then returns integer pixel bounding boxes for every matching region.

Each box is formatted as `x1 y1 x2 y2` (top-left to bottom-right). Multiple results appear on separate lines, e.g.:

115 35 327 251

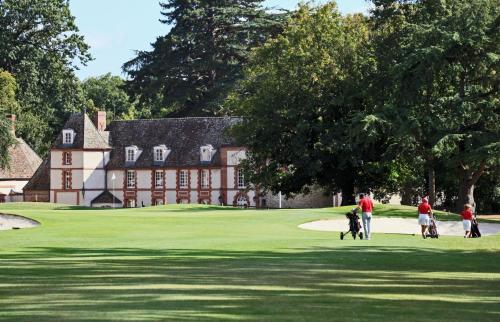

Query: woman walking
461 204 474 238
417 197 433 239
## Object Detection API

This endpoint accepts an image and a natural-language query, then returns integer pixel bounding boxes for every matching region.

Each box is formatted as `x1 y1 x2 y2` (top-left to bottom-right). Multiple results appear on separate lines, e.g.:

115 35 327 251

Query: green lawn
0 203 499 321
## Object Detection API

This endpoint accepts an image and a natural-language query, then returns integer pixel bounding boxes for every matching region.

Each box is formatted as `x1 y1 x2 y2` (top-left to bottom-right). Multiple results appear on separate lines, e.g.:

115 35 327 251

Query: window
127 170 136 188
155 149 163 162
179 170 189 188
62 129 75 145
127 149 135 161
200 145 215 162
201 169 209 189
125 146 138 162
62 152 72 165
155 170 164 188
63 171 72 189
153 145 169 163
126 149 135 162
237 169 245 188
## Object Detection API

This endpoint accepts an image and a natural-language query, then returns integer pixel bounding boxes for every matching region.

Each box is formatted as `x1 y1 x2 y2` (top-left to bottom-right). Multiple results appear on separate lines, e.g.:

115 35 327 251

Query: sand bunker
0 213 40 231
299 217 500 236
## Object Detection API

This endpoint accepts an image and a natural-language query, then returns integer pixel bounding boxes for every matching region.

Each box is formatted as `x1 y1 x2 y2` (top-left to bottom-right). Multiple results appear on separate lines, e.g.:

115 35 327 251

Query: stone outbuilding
0 115 42 203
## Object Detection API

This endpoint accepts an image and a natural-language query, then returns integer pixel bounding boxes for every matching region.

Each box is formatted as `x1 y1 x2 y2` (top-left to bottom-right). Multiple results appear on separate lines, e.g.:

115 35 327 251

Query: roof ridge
110 116 241 122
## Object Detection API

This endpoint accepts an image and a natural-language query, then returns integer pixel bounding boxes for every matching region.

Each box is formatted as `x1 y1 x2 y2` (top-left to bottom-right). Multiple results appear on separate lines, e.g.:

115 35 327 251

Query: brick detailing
220 148 228 205
151 170 165 205
233 191 250 208
197 168 211 204
62 170 72 189
62 152 72 165
123 169 137 208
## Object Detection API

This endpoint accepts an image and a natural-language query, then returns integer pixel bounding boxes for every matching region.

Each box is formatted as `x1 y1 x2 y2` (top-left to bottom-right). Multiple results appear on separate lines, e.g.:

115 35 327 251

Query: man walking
357 193 374 240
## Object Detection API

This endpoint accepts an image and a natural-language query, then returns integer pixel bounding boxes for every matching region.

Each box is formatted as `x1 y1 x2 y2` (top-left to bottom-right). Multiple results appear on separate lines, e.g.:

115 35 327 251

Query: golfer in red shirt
417 197 433 239
461 204 474 238
356 193 374 240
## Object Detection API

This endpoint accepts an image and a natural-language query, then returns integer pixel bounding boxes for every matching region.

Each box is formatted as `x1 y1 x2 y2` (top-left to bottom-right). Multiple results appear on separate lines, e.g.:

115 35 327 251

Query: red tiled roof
0 138 42 179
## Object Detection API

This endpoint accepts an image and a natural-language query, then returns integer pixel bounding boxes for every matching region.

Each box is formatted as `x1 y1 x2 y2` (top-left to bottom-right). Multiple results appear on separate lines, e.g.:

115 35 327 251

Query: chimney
93 111 107 131
6 114 16 136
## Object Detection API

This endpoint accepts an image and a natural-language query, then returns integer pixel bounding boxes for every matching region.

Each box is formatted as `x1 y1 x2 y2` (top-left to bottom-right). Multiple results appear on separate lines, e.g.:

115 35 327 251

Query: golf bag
340 210 363 240
470 217 481 238
426 215 439 239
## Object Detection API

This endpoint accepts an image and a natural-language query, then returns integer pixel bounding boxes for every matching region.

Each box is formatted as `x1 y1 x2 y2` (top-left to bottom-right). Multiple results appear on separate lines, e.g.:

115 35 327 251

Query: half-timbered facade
24 112 257 207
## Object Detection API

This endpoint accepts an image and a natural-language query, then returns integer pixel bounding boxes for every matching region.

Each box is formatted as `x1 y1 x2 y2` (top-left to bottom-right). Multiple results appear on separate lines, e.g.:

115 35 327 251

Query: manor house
24 112 260 208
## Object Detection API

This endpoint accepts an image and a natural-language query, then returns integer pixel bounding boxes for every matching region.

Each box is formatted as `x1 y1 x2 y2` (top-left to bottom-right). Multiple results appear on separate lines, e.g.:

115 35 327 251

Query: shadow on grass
1 246 499 321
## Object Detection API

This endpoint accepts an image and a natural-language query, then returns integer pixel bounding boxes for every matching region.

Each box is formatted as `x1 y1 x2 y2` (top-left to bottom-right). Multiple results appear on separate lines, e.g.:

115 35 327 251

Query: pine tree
123 0 286 117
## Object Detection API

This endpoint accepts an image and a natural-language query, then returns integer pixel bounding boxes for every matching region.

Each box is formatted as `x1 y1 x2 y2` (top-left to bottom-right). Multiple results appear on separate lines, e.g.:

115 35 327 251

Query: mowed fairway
0 203 499 321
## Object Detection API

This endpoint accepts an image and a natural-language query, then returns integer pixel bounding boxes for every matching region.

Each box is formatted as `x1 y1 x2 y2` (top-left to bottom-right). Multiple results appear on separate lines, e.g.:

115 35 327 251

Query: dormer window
154 145 170 162
62 129 75 145
200 144 216 162
125 146 138 162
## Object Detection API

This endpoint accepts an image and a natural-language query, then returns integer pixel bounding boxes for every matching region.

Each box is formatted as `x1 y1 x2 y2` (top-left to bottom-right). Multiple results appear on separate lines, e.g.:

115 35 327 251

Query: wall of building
82 190 103 207
24 190 50 202
51 151 84 168
0 180 27 196
226 149 246 166
107 171 124 190
56 191 78 205
211 169 221 189
45 146 259 208
266 187 332 209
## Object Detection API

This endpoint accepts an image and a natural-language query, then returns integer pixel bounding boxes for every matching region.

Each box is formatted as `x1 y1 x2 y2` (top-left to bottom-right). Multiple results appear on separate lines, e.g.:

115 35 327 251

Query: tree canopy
366 0 500 210
229 0 499 210
82 73 137 121
0 70 18 169
123 0 286 117
0 0 91 156
228 3 376 204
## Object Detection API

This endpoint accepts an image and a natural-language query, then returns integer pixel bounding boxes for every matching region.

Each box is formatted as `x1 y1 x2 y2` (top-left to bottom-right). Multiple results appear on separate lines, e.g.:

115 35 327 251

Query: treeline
0 0 286 156
0 0 498 212
229 1 499 212
0 0 145 156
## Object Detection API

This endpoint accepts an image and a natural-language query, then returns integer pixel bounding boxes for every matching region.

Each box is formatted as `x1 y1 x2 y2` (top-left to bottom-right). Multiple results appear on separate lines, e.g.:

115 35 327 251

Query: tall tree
228 3 375 205
82 73 137 121
0 0 91 155
123 0 286 117
366 0 500 210
0 70 19 115
0 70 18 169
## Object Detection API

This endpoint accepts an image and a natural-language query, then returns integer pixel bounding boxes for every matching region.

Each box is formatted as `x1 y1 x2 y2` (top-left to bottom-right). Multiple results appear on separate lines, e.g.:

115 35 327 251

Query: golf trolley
425 214 439 239
340 209 363 240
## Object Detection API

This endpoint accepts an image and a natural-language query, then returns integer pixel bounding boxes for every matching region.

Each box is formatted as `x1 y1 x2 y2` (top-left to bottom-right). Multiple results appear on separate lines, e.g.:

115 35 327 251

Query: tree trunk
455 161 487 212
457 182 475 212
401 184 416 206
428 166 436 206
427 158 436 207
341 183 356 206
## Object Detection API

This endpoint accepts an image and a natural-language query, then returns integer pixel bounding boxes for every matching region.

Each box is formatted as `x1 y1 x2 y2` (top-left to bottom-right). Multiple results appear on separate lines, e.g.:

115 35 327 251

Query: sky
70 0 370 80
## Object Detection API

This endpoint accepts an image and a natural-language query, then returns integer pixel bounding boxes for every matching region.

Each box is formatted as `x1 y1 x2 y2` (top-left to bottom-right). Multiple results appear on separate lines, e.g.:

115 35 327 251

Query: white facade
49 145 256 208
50 150 108 207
